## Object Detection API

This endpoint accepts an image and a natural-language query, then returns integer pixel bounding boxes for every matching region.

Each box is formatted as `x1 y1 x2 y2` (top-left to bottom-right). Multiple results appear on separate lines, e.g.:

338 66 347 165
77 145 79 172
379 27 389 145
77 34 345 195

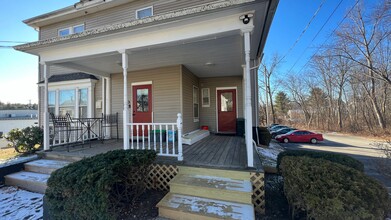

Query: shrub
45 149 157 220
281 156 390 219
254 127 272 146
277 149 364 172
4 126 43 154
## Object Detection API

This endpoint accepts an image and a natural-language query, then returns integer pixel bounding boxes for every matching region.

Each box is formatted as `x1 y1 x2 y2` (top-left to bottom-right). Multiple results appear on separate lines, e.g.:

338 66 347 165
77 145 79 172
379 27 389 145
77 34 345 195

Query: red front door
217 89 237 133
132 84 152 136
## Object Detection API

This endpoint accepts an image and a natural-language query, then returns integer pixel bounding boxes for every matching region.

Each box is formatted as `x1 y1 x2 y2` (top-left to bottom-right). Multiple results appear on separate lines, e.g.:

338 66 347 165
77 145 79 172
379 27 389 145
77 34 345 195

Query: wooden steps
157 166 254 220
4 159 71 194
5 171 49 194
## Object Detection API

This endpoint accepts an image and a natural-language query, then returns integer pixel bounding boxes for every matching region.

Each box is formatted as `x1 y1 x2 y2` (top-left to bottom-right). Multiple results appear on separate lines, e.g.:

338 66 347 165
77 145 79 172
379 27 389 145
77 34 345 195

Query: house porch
40 135 263 171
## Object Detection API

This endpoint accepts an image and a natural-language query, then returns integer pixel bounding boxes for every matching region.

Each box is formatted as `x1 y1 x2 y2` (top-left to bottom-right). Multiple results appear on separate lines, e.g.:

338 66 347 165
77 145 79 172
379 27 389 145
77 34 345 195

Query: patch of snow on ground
257 141 285 167
0 186 43 220
0 155 38 168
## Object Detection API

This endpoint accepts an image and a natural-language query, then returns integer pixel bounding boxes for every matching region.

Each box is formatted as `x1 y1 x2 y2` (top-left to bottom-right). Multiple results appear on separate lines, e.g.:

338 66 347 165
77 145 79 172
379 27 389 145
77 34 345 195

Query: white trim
215 87 238 133
58 23 85 37
201 88 210 107
131 81 152 86
136 6 154 19
193 85 199 123
38 78 97 88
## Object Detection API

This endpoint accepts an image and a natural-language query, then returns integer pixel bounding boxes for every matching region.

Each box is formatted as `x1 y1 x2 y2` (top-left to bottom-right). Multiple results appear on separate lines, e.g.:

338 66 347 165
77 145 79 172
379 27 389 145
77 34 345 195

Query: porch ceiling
57 34 244 78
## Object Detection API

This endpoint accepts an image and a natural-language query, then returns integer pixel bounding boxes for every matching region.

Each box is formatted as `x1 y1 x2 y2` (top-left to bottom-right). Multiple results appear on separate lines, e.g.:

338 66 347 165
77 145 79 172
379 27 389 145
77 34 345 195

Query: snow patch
0 186 43 220
257 141 285 167
0 155 38 169
167 194 253 219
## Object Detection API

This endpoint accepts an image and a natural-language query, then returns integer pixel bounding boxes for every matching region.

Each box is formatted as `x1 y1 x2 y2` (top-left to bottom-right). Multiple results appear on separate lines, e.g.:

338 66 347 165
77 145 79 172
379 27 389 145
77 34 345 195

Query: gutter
256 0 279 59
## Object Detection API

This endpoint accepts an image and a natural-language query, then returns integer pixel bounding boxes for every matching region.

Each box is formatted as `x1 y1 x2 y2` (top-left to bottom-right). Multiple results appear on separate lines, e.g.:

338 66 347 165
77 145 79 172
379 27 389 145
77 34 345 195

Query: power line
278 0 327 63
0 40 28 43
287 0 345 73
296 0 360 75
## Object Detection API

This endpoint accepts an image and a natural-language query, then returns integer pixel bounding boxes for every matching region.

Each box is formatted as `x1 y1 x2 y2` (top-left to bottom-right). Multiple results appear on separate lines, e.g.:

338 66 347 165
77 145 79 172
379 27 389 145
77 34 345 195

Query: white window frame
41 79 96 118
58 24 85 37
193 86 199 122
136 6 153 19
201 88 210 107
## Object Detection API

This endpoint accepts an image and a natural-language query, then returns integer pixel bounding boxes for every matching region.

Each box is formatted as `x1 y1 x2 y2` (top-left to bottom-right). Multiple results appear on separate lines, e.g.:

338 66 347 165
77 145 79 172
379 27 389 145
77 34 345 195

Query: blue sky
0 0 361 104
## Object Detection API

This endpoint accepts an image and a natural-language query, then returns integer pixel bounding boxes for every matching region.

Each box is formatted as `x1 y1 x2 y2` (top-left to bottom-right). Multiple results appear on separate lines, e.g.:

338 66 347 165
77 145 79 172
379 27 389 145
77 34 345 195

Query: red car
275 130 323 144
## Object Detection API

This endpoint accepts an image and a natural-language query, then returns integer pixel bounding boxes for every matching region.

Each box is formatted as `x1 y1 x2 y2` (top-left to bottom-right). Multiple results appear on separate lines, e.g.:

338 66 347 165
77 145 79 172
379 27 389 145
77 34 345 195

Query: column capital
117 49 128 54
240 26 254 35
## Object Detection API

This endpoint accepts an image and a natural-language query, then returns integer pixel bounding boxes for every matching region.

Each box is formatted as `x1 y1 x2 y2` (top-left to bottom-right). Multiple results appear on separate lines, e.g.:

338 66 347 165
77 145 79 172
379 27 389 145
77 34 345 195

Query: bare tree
336 1 390 130
260 54 281 124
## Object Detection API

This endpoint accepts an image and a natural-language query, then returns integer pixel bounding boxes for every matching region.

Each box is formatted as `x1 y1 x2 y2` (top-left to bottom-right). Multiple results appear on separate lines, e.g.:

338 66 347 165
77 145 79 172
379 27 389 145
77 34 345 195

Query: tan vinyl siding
181 66 200 133
199 76 243 133
39 0 216 40
111 65 181 138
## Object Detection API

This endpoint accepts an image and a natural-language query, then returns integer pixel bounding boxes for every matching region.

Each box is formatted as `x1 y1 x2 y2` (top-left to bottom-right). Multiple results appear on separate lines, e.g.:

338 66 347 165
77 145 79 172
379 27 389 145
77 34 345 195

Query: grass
0 139 19 162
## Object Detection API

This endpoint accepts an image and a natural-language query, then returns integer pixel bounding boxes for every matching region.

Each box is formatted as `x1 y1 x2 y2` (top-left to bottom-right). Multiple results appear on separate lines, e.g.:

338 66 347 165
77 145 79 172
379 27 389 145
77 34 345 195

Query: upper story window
136 6 153 19
58 24 85 37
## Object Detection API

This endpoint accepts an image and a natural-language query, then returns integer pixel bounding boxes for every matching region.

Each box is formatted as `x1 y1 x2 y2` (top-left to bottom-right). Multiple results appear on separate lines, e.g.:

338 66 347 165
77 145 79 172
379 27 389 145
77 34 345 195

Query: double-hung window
59 90 76 117
58 24 85 37
193 86 199 122
48 91 56 115
136 6 153 19
79 88 88 118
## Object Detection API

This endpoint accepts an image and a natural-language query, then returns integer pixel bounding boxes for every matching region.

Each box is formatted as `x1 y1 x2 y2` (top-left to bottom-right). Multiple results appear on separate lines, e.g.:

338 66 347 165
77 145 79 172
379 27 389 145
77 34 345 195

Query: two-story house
14 0 278 218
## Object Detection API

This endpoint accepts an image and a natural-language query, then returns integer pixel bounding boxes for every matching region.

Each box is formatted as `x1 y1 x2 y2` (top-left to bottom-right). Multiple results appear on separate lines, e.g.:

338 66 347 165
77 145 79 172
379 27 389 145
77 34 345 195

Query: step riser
39 153 82 162
159 207 222 220
24 165 57 175
170 183 252 204
5 177 47 194
179 166 250 180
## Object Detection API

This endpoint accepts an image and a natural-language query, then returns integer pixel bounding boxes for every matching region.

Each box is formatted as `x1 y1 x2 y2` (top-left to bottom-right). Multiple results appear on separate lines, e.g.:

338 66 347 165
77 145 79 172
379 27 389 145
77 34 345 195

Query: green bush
277 150 364 172
254 127 272 146
4 126 43 153
45 149 157 220
281 156 390 219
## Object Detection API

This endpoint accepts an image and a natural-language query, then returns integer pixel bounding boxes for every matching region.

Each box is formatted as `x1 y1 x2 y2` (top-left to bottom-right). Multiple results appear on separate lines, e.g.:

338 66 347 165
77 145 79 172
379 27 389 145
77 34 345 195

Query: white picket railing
127 113 183 161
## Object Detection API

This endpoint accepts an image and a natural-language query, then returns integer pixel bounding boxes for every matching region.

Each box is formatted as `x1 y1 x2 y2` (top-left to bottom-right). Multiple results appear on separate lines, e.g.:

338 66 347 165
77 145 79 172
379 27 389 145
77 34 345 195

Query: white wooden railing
127 113 183 161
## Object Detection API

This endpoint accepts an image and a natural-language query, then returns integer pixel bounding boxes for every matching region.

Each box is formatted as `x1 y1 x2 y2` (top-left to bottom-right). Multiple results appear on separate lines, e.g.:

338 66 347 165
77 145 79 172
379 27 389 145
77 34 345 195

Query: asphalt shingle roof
38 72 98 84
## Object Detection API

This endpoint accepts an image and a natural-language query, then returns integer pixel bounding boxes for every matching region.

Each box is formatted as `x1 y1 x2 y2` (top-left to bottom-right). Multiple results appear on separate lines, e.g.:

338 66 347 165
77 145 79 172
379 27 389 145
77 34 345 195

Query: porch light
239 14 253 25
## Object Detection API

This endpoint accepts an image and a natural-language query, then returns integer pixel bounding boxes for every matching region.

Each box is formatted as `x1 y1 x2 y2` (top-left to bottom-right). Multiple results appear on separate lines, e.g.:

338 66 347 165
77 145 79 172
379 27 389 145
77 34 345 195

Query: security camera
239 14 254 24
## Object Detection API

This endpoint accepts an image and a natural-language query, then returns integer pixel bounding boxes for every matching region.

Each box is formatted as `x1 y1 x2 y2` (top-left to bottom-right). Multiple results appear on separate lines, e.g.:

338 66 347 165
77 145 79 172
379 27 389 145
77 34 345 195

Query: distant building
0 110 38 136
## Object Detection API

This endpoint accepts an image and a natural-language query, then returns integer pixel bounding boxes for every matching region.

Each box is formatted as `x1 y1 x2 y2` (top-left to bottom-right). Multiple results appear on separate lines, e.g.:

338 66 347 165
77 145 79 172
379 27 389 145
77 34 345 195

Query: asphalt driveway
278 132 391 195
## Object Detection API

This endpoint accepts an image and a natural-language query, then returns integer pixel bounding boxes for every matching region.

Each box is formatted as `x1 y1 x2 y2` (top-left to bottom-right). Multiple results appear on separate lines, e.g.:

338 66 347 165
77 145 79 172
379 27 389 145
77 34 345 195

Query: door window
220 92 233 112
136 88 149 112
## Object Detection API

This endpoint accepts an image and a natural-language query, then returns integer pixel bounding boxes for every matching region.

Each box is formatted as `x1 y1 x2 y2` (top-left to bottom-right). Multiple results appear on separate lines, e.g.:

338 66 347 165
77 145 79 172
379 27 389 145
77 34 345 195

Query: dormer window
58 24 85 37
136 6 153 19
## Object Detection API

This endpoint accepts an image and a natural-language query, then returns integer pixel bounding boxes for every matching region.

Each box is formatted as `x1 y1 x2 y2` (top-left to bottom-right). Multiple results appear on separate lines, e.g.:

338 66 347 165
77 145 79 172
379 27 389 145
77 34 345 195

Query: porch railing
127 113 183 161
49 113 102 148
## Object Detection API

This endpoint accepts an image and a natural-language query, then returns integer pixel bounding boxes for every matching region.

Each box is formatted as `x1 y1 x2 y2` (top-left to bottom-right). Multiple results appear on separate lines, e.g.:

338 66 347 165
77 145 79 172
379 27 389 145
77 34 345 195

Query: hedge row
277 150 364 172
280 156 390 219
45 149 157 220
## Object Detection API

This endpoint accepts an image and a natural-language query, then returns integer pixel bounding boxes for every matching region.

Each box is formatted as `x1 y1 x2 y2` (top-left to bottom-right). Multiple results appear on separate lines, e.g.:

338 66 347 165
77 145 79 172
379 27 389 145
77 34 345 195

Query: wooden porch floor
42 135 263 171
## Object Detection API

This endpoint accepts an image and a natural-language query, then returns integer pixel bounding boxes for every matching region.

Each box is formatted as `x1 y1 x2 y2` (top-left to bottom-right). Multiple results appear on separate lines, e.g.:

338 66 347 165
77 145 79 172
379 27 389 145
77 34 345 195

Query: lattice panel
251 172 265 214
146 164 178 191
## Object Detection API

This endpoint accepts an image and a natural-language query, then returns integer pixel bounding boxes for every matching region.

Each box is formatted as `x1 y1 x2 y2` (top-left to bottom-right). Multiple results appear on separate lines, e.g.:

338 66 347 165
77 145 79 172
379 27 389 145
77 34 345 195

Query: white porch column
120 50 129 150
75 87 79 117
42 63 50 151
105 77 112 138
242 29 254 167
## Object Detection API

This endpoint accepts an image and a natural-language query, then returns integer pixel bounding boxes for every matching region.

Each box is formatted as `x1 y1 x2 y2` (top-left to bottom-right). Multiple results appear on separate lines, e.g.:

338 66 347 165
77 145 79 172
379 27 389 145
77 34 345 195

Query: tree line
260 0 390 135
0 101 38 110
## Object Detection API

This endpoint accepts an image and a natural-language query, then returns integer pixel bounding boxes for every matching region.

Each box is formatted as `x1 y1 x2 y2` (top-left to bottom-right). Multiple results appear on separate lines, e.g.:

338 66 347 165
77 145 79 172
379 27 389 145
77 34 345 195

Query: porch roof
37 72 98 84
14 0 255 51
